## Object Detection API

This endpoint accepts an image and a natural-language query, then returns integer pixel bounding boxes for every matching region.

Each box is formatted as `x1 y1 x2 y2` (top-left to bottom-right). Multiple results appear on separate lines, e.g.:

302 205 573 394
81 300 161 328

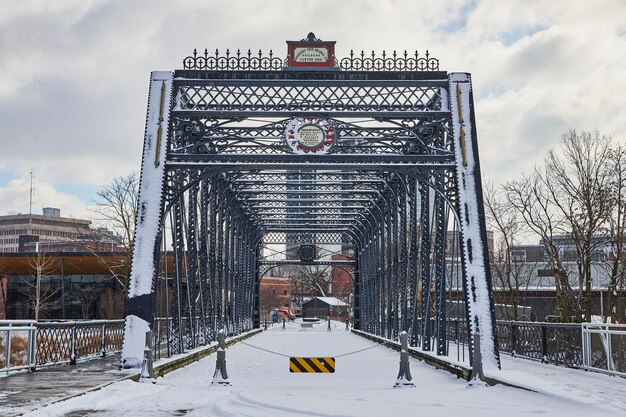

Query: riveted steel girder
122 56 500 376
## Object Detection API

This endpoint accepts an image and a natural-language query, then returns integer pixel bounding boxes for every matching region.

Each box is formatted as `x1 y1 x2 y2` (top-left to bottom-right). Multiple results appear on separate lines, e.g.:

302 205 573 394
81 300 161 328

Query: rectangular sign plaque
286 34 337 70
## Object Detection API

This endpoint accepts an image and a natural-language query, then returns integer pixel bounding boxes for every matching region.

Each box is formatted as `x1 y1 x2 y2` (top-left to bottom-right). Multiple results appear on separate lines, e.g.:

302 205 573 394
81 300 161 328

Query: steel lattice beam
121 44 500 377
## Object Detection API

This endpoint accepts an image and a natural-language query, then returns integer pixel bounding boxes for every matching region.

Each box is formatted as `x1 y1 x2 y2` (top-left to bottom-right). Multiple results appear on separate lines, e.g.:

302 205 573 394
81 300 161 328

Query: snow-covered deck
24 320 626 416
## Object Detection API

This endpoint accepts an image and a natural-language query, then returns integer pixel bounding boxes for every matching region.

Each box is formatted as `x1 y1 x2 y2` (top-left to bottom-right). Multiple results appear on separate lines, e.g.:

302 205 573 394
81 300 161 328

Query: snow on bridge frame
120 33 500 374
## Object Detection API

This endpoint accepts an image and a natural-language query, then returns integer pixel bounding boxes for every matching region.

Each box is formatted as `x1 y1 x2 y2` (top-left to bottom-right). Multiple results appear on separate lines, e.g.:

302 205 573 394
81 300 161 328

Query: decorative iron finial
305 32 321 42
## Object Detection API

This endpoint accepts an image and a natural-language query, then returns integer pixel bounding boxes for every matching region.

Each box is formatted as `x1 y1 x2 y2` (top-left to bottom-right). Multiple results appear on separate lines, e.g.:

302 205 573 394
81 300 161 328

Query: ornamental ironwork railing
340 50 439 71
496 321 583 367
183 49 284 71
0 319 124 372
182 48 440 71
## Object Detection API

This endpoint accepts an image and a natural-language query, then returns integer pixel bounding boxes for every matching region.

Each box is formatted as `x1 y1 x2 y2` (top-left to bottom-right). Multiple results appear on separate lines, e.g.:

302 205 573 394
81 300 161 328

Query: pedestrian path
0 354 128 417
21 321 626 417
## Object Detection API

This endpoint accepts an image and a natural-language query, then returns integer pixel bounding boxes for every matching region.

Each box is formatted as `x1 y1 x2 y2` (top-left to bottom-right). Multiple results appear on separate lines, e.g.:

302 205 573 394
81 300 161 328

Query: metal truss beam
122 54 500 378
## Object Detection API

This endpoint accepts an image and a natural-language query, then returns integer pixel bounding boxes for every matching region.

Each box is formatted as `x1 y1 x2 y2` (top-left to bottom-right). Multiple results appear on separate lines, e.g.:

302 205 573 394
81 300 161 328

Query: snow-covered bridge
122 33 500 380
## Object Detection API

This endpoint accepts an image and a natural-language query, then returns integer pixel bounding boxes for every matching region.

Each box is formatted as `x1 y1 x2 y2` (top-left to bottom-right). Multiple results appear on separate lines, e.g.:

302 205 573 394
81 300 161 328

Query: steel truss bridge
120 35 500 372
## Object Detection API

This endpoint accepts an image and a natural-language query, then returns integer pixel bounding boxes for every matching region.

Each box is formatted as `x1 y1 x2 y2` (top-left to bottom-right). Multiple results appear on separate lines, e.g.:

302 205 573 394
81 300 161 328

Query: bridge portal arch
120 34 500 373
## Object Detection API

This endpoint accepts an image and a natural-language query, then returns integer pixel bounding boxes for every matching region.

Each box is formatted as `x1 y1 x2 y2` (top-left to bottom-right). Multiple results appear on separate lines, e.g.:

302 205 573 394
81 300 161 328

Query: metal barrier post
345 319 349 331
212 329 230 385
282 318 286 330
394 331 414 387
469 331 485 385
139 330 156 383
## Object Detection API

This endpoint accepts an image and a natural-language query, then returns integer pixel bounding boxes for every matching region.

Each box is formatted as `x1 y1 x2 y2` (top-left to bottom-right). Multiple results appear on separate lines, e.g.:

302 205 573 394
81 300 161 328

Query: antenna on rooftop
29 169 34 215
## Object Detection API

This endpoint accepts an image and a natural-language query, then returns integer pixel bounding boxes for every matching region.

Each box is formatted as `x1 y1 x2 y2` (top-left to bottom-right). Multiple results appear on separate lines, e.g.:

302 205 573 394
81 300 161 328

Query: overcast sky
0 0 625 219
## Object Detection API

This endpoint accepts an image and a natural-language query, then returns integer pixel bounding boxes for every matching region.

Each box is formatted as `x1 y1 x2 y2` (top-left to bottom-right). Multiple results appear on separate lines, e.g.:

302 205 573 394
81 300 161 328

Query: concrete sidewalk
0 354 128 417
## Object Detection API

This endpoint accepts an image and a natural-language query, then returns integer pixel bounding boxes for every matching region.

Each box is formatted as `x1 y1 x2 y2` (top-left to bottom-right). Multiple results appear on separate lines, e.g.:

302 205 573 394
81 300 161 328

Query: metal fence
1 319 124 373
4 318 625 377
496 320 585 367
0 320 37 372
582 323 626 377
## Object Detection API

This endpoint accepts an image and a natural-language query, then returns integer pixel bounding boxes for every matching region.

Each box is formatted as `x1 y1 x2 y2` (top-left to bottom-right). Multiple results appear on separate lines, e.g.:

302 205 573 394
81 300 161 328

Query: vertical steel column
391 188 400 341
383 202 394 339
252 243 261 328
121 71 173 368
223 207 233 333
407 177 419 346
449 72 500 369
419 181 432 351
215 186 225 330
170 191 186 355
398 185 408 333
197 178 210 345
375 225 384 336
433 173 448 356
207 183 217 340
353 243 361 329
185 180 199 349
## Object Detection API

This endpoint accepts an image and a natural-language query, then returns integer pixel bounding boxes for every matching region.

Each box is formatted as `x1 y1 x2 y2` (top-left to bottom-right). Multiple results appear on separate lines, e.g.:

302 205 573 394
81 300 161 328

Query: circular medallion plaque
285 117 335 154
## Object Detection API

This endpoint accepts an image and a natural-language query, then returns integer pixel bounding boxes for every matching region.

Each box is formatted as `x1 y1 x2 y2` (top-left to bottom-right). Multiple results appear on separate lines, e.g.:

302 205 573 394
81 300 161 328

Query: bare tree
544 131 614 320
91 172 139 292
504 131 618 322
504 171 580 322
97 288 126 319
23 250 61 320
485 181 537 320
604 144 626 323
69 287 102 319
283 264 332 297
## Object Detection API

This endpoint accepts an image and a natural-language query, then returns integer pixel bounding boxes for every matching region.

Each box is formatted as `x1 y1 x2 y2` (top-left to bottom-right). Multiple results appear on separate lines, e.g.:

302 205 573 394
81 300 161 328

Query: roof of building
303 297 347 307
261 276 290 284
0 213 91 226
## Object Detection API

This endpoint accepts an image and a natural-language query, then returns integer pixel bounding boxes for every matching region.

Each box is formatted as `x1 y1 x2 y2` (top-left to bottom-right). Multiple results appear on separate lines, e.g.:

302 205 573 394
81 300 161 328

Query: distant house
302 296 349 321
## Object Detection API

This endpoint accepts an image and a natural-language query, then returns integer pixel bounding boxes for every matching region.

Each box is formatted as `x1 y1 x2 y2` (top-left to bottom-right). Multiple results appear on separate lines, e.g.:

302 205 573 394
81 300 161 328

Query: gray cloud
0 0 625 216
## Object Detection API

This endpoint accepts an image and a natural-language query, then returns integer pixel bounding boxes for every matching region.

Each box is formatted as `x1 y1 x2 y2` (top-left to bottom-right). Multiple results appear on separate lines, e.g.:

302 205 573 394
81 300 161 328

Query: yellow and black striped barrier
289 357 335 373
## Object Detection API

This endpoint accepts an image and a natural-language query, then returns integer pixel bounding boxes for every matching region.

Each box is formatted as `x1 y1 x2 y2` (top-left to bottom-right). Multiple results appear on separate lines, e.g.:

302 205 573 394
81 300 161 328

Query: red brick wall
330 254 353 297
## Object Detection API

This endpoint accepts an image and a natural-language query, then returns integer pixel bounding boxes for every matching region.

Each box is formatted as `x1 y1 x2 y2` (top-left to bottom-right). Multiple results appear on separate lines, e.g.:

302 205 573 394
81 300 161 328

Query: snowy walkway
24 321 626 417
0 354 126 417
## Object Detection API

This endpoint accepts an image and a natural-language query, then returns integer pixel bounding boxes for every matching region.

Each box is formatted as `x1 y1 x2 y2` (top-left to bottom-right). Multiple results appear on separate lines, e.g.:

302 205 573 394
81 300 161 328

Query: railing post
70 325 77 366
5 328 11 372
541 325 548 363
511 323 517 357
30 326 38 371
101 323 106 358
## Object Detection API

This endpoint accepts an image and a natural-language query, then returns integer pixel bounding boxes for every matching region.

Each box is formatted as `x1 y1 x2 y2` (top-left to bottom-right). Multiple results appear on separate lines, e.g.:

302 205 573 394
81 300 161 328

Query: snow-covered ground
25 320 626 417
